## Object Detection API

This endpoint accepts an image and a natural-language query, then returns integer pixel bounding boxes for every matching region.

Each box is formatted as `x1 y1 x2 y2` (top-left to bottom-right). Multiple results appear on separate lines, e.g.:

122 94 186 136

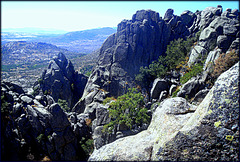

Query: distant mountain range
1 27 117 53
38 27 117 53
2 27 67 34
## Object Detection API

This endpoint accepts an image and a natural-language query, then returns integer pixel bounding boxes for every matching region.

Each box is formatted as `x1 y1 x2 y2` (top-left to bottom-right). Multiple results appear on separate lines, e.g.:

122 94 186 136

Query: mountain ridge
1 6 239 161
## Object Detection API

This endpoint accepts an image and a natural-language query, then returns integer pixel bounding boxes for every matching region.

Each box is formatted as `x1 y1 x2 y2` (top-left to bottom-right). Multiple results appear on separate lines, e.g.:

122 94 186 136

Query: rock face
89 62 239 161
1 81 90 161
74 8 198 116
150 78 170 100
72 8 201 149
33 53 88 108
72 6 239 151
84 10 171 97
73 9 172 118
188 7 239 66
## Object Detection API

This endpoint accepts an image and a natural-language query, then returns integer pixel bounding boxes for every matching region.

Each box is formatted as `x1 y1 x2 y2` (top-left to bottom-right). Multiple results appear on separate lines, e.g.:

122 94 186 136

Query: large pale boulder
89 97 197 161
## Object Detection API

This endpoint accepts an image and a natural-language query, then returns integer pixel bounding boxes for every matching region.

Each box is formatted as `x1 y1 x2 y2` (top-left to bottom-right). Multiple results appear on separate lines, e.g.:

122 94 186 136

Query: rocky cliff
72 8 198 116
1 80 92 160
89 61 239 161
72 5 239 154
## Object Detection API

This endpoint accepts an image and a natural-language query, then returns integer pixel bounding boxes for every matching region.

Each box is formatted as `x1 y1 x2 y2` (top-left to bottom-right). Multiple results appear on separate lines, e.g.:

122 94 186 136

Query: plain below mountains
35 27 117 53
1 41 81 67
2 27 117 54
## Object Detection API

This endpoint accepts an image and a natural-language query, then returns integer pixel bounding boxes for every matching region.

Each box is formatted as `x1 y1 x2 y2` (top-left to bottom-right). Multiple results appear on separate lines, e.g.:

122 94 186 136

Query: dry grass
41 156 51 161
211 49 239 79
85 118 92 126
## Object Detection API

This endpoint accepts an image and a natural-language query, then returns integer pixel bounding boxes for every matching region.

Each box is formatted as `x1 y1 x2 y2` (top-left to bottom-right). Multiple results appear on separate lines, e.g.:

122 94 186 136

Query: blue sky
1 1 239 31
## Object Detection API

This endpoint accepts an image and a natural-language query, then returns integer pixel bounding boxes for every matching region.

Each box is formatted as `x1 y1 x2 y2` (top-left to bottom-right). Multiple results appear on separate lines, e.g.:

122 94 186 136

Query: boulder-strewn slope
89 62 239 161
1 80 92 161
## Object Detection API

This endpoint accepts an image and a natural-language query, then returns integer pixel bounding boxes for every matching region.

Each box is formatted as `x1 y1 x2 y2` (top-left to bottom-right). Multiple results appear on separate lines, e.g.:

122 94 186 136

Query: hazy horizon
2 1 239 32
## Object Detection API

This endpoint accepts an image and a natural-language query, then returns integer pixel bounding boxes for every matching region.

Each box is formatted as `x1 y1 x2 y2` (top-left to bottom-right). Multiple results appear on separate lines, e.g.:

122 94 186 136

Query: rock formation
89 62 239 161
73 8 198 118
33 53 88 108
188 6 239 66
1 81 91 161
1 6 239 161
72 6 239 153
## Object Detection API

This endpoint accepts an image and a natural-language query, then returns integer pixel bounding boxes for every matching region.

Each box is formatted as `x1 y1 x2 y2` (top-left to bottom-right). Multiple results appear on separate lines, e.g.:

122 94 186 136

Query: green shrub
71 83 74 91
135 56 167 88
38 78 43 84
102 97 117 105
103 88 150 133
1 95 10 115
36 134 45 143
79 137 94 156
180 63 203 84
85 71 92 77
58 99 70 112
44 90 48 95
172 89 180 97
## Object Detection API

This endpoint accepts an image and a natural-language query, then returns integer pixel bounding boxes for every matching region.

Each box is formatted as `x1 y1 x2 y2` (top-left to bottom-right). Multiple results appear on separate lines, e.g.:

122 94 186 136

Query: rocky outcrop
72 6 239 151
89 62 239 161
74 8 199 118
72 9 200 149
177 75 205 99
188 7 239 66
84 10 171 96
33 53 88 108
73 9 172 120
1 81 90 161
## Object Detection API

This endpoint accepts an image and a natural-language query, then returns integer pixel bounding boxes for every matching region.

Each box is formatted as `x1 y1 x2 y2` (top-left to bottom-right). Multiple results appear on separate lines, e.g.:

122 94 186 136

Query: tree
58 99 70 112
103 88 150 133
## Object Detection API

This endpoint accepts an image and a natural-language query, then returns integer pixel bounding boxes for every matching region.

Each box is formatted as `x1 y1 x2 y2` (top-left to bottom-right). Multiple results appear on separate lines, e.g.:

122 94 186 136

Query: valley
1 27 114 92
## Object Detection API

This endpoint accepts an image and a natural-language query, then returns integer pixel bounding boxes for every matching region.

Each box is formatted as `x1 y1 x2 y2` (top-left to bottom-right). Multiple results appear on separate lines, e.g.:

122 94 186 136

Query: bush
38 78 43 84
135 56 167 88
58 99 70 112
211 49 239 80
103 88 150 133
79 137 94 156
1 95 10 115
172 89 180 97
180 63 203 84
102 97 117 105
36 134 45 143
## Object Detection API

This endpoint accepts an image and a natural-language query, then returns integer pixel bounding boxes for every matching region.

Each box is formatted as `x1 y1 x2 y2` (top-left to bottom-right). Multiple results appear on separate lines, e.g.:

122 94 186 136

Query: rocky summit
33 52 88 108
1 5 239 161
